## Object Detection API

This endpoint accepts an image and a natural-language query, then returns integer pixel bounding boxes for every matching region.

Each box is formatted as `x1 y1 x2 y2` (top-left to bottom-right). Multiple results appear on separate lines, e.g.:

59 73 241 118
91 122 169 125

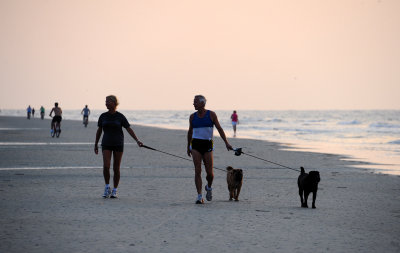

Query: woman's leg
102 150 112 184
112 151 123 188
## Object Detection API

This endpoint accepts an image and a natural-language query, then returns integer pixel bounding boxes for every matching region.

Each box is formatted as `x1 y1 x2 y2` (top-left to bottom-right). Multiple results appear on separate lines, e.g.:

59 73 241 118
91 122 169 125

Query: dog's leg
233 188 238 201
303 190 309 208
312 191 317 209
229 187 233 201
235 185 242 201
299 188 305 207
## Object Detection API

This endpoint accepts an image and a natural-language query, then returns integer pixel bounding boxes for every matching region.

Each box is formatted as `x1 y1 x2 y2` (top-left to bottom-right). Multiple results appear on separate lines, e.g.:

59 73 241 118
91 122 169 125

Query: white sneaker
103 186 111 198
110 188 118 198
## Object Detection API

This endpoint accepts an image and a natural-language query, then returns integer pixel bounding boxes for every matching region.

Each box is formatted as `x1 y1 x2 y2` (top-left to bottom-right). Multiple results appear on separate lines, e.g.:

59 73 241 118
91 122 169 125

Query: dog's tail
300 167 305 174
226 166 234 171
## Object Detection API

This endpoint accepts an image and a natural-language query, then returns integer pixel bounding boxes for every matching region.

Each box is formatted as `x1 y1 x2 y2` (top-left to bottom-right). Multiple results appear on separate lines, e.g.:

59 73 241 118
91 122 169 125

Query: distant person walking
231 110 239 137
27 105 32 119
40 106 45 120
81 105 91 127
187 95 233 204
49 102 62 134
94 95 144 199
32 108 35 118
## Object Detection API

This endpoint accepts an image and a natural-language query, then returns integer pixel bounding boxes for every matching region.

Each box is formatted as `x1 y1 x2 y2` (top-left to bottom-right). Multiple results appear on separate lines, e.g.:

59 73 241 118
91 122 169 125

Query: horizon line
1 107 399 111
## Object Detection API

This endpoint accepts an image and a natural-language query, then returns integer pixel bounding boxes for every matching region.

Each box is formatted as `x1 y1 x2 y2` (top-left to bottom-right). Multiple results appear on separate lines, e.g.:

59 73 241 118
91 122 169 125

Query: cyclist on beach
81 105 91 126
49 102 62 135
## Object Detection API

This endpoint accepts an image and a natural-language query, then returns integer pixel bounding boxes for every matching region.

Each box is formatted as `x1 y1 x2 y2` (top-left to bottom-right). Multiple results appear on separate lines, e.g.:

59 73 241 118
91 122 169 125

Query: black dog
297 167 320 208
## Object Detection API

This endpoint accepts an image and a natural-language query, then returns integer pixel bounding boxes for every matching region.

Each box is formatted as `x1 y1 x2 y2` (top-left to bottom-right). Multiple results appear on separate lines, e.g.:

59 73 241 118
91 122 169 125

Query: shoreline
2 110 399 176
0 115 382 175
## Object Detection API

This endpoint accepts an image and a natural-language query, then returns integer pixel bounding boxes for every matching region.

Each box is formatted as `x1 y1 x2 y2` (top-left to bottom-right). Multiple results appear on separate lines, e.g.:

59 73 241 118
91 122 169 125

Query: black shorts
52 116 62 123
102 145 124 152
191 139 213 155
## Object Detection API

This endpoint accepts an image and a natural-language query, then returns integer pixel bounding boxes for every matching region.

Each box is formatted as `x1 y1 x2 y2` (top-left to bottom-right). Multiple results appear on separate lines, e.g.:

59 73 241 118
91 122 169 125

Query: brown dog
297 167 320 208
226 166 243 201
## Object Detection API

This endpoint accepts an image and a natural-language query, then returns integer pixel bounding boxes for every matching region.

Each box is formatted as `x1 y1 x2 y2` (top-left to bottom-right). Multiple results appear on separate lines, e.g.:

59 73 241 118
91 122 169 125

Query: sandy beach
0 116 399 253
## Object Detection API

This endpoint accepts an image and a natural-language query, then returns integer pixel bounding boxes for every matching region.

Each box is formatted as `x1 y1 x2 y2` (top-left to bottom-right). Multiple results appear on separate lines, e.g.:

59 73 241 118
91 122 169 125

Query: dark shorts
191 139 213 155
52 116 62 123
102 145 124 152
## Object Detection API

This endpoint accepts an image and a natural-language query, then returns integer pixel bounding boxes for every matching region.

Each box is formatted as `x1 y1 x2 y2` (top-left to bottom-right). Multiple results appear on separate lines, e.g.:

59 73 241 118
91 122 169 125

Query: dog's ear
300 167 305 174
226 166 233 171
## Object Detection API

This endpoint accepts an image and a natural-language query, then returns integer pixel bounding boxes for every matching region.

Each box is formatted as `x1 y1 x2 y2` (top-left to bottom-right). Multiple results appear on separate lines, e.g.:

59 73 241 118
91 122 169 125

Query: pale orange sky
1 0 399 110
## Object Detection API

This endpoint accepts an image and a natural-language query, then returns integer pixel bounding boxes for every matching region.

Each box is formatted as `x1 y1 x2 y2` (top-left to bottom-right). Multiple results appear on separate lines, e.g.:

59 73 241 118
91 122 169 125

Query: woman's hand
94 145 99 154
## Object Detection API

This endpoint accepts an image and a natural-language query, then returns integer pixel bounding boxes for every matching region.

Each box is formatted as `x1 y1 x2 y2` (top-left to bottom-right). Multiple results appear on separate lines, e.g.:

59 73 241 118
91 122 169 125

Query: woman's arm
126 127 143 147
94 127 102 154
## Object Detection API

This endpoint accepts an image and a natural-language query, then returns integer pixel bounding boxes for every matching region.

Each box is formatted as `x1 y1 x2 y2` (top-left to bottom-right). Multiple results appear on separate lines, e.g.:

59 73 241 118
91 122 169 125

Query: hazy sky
1 0 399 110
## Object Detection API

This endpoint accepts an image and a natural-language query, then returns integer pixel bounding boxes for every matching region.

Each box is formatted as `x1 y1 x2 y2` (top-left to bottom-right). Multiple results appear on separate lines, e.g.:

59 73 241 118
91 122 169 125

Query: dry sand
0 116 399 253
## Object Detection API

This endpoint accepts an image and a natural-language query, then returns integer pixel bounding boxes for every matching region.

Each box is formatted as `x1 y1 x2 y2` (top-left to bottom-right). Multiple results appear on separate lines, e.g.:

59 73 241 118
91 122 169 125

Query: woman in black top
95 95 143 198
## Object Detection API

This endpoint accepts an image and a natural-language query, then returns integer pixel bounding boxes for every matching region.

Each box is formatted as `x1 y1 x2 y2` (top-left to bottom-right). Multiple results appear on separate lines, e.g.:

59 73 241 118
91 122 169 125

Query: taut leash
141 145 227 172
233 148 301 172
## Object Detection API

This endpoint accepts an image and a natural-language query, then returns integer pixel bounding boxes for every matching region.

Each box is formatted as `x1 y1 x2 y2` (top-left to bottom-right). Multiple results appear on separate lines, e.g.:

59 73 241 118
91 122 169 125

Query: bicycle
83 116 89 128
51 119 61 138
55 124 61 137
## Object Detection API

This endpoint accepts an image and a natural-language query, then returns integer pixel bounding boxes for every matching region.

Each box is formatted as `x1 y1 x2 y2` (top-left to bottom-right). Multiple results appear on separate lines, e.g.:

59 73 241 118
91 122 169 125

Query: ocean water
1 109 399 175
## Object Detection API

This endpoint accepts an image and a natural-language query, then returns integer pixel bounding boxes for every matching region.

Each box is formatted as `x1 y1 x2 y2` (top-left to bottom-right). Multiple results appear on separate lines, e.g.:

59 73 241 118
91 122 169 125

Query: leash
141 145 227 172
141 145 300 173
233 148 301 172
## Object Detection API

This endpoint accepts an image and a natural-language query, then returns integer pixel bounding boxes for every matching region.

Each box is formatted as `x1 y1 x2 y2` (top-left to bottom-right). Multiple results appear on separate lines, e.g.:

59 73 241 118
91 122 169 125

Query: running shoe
196 198 204 204
110 188 118 199
103 186 111 198
205 185 212 201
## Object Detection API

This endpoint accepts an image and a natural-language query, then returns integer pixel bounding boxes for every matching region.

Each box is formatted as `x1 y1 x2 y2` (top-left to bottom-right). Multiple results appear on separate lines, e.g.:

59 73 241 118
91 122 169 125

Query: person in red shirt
231 110 239 137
